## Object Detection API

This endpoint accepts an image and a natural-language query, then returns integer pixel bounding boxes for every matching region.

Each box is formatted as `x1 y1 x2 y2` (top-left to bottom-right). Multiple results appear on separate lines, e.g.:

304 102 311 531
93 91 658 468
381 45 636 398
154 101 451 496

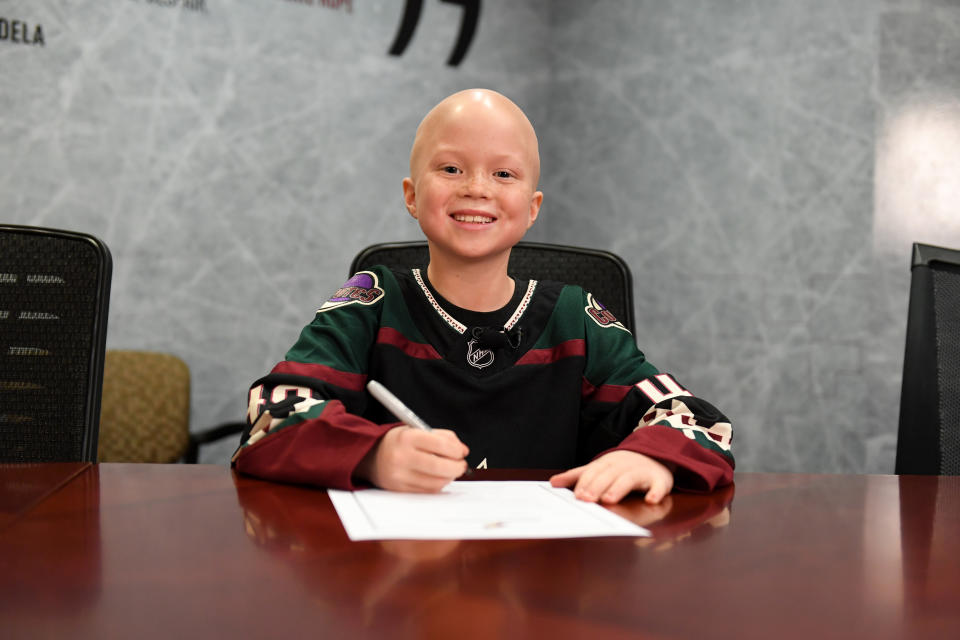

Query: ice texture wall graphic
3 0 958 472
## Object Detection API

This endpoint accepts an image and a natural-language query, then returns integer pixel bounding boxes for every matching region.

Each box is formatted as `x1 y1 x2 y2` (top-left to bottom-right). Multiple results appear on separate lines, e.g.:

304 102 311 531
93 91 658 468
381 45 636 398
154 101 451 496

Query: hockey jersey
232 265 734 492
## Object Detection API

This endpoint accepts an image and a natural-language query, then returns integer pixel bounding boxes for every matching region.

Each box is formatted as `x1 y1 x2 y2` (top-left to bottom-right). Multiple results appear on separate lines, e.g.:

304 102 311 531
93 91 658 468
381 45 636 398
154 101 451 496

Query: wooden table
0 462 90 531
0 465 957 639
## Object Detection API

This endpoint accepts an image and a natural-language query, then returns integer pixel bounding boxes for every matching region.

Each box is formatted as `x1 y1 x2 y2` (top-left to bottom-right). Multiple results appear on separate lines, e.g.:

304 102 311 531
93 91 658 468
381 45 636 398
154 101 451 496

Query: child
232 89 733 505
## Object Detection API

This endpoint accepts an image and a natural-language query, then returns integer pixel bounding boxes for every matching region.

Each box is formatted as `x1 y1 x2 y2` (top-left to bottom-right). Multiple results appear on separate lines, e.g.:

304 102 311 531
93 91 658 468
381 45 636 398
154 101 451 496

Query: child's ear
402 177 418 219
527 191 543 228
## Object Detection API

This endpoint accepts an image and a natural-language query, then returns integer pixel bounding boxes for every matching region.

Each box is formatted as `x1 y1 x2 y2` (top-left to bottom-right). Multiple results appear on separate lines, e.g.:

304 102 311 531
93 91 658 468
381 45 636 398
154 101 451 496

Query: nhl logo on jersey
466 338 494 369
318 271 385 313
585 293 629 332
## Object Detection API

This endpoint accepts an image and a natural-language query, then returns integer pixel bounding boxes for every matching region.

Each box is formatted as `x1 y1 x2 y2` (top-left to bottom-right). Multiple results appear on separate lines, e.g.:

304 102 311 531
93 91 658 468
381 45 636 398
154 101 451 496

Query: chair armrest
183 422 246 463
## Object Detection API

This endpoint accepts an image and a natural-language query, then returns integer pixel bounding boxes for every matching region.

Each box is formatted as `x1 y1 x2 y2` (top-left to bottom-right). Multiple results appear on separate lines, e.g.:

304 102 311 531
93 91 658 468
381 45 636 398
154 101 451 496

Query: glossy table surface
0 462 90 531
0 464 958 639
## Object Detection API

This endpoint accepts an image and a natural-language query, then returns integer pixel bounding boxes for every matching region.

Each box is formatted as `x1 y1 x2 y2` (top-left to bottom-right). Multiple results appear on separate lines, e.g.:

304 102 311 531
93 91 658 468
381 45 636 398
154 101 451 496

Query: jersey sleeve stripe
581 379 633 403
515 339 586 366
272 361 367 392
376 326 443 360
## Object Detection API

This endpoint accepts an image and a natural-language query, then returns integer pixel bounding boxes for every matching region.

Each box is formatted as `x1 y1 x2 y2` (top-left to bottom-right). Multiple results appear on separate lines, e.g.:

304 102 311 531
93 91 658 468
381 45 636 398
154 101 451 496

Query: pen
367 380 473 475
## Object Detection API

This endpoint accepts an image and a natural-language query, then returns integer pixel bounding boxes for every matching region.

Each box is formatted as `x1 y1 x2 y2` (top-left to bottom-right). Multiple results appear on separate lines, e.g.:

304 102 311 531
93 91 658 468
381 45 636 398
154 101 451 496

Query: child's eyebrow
430 146 529 167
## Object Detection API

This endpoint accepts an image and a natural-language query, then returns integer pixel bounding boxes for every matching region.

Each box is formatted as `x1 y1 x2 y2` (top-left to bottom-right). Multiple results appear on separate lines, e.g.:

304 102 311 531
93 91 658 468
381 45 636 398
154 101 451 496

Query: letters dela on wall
0 2 481 59
0 18 44 46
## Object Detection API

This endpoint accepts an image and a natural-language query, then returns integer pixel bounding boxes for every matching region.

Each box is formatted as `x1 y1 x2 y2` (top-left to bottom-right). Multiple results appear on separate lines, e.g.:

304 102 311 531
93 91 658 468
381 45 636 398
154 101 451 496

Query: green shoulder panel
378 269 430 344
578 286 659 386
284 265 396 374
530 285 584 347
528 284 656 385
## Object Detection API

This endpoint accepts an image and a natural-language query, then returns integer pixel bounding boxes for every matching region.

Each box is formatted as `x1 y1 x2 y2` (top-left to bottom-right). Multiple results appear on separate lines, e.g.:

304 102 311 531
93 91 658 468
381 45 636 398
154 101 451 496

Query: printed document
329 481 651 540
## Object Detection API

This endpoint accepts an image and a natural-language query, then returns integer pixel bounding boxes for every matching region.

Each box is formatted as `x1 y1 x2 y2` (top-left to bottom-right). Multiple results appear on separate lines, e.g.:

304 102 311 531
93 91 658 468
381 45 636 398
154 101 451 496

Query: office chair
184 419 247 464
350 241 637 333
896 242 960 475
98 350 191 463
0 225 112 463
108 351 246 464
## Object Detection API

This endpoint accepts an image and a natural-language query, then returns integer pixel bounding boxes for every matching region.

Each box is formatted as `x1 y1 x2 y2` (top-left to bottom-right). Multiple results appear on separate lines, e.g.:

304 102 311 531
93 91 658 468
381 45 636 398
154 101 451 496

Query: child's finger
572 465 619 503
409 447 468 481
428 428 470 459
402 427 468 461
396 468 457 493
382 473 449 494
548 466 584 488
599 474 640 504
643 474 672 504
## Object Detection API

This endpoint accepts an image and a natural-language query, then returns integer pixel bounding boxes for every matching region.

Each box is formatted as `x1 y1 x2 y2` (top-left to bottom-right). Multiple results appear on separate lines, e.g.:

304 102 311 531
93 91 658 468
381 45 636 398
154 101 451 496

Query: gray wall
3 1 959 470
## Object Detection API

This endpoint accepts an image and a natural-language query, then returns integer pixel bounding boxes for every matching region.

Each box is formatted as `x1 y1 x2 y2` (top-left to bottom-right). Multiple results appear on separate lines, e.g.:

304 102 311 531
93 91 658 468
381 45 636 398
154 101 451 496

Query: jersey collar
411 268 537 335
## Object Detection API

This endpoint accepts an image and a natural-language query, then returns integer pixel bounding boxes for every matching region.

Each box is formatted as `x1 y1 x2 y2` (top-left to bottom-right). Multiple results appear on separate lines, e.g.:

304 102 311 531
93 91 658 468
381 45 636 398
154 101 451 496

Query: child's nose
461 172 491 197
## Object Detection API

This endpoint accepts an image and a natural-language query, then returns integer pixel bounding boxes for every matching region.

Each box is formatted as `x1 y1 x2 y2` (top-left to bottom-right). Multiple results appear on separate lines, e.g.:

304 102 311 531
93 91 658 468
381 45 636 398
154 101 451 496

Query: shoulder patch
585 292 629 332
318 271 385 313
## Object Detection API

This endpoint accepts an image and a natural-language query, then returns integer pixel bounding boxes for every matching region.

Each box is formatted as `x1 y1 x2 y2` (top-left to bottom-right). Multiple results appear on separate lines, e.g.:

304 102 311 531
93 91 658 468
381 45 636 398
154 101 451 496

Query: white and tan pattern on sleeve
636 398 733 453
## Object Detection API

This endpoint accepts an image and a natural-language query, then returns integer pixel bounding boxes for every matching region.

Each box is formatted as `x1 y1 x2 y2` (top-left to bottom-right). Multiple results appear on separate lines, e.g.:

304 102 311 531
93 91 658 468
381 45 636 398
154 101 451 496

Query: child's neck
426 253 515 312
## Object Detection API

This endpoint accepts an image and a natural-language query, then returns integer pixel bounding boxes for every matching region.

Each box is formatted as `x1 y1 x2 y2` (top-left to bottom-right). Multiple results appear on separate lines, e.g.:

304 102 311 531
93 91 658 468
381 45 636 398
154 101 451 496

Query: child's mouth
452 214 495 224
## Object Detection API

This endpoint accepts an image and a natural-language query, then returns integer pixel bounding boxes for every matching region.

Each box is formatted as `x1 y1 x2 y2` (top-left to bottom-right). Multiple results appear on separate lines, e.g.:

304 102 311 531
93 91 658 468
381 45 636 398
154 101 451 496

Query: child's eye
494 170 513 179
442 166 461 174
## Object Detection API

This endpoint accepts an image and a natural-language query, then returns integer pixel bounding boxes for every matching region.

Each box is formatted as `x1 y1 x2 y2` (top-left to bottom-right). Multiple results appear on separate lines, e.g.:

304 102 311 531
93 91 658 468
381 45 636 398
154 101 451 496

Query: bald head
409 89 541 186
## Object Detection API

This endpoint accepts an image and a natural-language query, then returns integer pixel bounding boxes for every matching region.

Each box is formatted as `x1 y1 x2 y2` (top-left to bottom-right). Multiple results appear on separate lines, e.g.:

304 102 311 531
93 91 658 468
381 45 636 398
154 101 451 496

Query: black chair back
0 225 112 462
350 241 636 333
896 242 960 475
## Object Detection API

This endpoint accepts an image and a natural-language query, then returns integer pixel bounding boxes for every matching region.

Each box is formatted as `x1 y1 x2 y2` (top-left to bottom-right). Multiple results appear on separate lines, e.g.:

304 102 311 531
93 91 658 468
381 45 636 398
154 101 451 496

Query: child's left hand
549 450 674 505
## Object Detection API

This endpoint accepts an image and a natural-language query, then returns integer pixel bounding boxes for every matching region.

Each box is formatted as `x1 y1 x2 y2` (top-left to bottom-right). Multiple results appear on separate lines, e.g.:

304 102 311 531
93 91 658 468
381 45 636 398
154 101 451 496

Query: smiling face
402 90 543 267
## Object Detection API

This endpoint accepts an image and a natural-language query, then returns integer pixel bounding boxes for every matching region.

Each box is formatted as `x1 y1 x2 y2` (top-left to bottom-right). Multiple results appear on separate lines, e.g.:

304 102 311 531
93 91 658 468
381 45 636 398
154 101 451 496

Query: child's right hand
355 426 470 493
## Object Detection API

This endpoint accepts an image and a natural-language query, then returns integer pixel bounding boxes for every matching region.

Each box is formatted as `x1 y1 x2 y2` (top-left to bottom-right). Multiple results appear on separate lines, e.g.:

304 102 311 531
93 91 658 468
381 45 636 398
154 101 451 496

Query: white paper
328 481 651 540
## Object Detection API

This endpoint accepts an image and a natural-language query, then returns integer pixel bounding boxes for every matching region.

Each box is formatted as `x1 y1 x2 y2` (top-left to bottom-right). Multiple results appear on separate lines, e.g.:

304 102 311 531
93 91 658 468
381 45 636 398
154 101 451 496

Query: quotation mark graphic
389 0 481 67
